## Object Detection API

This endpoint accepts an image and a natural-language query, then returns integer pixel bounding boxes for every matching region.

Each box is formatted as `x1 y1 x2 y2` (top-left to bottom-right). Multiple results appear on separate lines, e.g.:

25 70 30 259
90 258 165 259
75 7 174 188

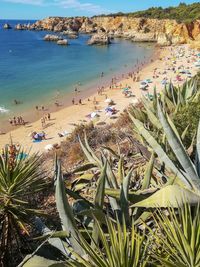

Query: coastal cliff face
31 16 200 46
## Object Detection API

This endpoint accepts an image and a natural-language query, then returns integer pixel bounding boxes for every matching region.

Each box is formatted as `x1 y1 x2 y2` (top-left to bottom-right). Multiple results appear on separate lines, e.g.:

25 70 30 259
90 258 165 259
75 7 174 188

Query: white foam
0 107 9 113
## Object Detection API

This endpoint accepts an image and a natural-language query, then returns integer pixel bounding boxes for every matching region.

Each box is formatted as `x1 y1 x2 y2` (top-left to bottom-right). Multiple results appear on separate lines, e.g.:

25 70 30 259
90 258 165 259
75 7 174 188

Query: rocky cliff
26 16 200 46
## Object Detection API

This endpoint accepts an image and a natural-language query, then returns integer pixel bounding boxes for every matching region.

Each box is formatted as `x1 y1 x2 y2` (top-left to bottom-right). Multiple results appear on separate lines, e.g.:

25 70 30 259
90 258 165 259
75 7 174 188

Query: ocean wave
0 106 9 113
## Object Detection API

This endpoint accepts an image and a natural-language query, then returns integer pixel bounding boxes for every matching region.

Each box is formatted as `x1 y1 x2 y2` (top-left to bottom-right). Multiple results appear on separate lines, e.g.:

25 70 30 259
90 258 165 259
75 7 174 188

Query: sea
0 19 155 129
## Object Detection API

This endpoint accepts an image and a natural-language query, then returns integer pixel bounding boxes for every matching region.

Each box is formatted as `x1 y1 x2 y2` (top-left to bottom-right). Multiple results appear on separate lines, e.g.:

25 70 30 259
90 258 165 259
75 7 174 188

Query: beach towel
33 139 42 143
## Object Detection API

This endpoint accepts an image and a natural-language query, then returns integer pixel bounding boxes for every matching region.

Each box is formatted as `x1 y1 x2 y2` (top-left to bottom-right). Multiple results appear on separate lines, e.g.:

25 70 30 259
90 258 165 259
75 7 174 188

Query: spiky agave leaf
78 136 100 167
141 152 155 190
195 119 200 177
55 159 84 256
157 101 200 191
132 185 200 208
0 146 47 265
129 113 193 189
92 162 107 248
120 168 134 224
66 217 148 267
151 204 200 267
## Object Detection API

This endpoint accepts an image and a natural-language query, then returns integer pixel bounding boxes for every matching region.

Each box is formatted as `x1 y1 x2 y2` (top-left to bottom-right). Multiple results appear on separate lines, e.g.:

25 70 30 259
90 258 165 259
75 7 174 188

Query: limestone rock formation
157 33 172 46
68 34 78 39
15 24 25 30
88 32 111 45
12 16 200 46
3 23 12 29
79 18 96 33
44 34 63 41
62 30 78 39
131 32 156 42
57 39 68 45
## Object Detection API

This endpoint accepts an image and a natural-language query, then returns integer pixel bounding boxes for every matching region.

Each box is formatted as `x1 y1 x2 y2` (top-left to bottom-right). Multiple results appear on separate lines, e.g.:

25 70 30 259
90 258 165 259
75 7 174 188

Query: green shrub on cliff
99 2 200 23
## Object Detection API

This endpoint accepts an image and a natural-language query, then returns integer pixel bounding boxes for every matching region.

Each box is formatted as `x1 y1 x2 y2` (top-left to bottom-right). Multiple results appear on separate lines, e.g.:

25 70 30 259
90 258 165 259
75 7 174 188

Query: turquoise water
0 19 155 124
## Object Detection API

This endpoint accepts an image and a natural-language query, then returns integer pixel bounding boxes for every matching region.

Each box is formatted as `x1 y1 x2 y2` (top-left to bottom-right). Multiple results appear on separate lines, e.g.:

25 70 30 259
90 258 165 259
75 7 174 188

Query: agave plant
129 96 200 208
0 145 46 266
67 217 148 267
21 159 200 267
68 134 167 224
21 158 150 267
150 204 200 267
129 74 200 145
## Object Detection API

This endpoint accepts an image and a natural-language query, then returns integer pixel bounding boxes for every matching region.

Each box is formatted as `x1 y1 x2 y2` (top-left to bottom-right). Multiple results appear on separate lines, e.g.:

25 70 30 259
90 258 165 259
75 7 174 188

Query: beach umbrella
91 112 98 118
105 98 112 103
141 81 147 85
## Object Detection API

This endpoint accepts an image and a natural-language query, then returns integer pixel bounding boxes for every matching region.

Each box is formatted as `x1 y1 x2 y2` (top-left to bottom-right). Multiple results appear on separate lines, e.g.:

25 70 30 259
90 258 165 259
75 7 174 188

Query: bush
174 99 200 150
96 2 200 23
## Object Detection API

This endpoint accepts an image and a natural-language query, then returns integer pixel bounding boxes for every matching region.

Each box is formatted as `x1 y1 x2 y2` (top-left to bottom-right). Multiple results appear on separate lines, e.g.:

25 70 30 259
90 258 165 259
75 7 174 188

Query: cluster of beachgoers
0 44 199 153
8 116 25 126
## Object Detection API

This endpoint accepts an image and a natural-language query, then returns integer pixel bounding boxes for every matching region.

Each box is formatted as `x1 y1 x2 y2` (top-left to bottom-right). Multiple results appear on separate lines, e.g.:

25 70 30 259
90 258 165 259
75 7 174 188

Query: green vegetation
0 146 47 266
174 99 200 149
1 73 200 266
97 2 200 23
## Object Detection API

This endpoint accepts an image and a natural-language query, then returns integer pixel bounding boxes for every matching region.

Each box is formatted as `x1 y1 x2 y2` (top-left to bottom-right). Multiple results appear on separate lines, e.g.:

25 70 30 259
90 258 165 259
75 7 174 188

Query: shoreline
0 43 156 133
0 44 199 153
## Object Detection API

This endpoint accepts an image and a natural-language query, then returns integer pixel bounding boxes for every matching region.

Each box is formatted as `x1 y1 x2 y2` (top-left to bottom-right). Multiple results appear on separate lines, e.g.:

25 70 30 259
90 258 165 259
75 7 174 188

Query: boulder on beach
3 23 12 29
88 32 111 45
57 39 68 45
44 34 62 41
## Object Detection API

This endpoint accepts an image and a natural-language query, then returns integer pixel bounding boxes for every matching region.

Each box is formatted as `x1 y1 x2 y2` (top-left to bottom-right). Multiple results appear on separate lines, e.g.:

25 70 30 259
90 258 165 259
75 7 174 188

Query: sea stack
44 34 63 41
88 32 111 45
57 39 68 45
3 23 12 29
15 24 25 30
62 30 78 39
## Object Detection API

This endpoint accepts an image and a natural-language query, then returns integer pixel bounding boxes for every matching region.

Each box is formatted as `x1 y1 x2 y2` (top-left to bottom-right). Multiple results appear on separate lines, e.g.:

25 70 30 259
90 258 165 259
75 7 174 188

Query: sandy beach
0 44 199 153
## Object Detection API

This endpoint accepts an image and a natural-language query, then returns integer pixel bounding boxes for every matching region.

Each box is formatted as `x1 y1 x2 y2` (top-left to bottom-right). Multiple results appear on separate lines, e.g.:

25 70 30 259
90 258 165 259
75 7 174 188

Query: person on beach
14 99 20 105
79 99 82 105
55 101 59 107
13 117 16 126
72 98 75 105
9 118 13 126
47 113 51 120
41 117 45 128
